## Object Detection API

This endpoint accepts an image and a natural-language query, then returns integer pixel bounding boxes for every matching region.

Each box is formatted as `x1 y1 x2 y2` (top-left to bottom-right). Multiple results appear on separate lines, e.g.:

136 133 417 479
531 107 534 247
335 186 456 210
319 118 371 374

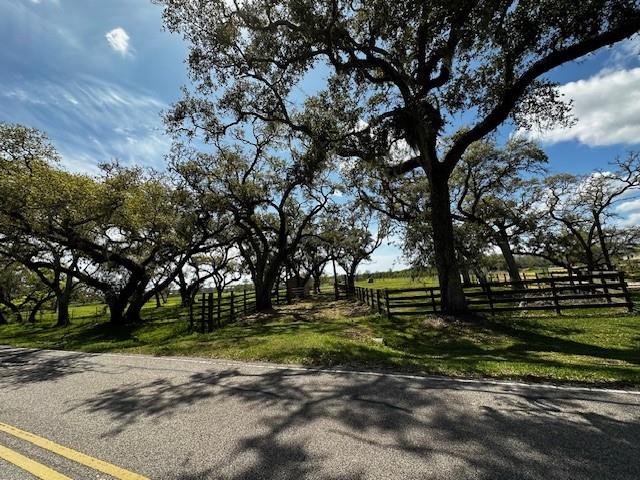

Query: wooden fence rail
190 288 288 333
355 271 634 318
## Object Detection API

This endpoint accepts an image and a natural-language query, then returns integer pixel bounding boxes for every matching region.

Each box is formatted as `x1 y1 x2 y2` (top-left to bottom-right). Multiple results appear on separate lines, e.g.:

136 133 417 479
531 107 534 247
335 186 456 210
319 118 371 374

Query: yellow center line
0 422 149 480
0 443 72 480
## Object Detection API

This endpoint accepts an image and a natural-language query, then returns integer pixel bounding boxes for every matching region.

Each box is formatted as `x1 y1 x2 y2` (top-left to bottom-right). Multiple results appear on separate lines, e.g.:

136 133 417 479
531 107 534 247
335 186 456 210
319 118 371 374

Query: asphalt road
0 345 639 480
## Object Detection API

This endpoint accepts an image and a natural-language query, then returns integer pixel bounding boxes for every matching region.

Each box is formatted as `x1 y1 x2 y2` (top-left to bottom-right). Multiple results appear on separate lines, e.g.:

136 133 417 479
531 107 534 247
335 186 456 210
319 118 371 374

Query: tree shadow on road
70 365 640 480
0 346 106 388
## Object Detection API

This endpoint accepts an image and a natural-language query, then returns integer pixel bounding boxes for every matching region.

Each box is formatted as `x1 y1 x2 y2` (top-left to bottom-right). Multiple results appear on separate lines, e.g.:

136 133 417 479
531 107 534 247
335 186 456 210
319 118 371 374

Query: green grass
1 292 639 387
355 276 439 289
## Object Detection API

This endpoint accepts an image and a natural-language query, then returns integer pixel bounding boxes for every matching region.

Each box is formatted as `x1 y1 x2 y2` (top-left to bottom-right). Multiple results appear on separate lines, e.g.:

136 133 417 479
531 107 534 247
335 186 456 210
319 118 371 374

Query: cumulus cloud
523 68 640 146
617 198 640 226
105 27 130 56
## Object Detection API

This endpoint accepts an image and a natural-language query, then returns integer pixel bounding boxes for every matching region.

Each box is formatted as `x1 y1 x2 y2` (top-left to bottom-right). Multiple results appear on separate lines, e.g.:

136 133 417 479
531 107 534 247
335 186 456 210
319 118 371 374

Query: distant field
355 276 439 289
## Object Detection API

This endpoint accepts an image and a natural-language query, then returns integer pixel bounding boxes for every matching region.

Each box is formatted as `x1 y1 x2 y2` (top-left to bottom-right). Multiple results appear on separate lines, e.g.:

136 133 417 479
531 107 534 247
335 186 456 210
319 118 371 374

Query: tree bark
124 290 147 324
429 176 467 313
56 292 70 327
255 281 273 310
312 272 322 293
495 233 522 283
593 212 613 270
252 265 279 311
28 296 51 323
55 273 75 327
105 293 126 326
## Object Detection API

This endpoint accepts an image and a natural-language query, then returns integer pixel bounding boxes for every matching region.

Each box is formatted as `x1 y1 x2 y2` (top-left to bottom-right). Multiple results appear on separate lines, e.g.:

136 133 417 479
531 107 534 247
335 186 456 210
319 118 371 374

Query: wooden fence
190 288 288 333
355 271 634 317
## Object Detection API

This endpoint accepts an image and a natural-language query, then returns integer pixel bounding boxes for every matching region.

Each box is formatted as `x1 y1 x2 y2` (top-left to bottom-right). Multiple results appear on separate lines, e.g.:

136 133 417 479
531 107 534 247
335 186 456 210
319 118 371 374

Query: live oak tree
0 124 80 326
0 239 81 327
0 260 53 324
453 138 547 283
172 129 333 310
157 0 640 313
0 123 225 325
325 202 389 293
532 153 640 270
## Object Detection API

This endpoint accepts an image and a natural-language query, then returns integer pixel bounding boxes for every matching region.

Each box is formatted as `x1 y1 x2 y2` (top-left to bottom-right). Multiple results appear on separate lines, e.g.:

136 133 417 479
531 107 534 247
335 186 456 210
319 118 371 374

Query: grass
355 276 439 289
1 290 639 387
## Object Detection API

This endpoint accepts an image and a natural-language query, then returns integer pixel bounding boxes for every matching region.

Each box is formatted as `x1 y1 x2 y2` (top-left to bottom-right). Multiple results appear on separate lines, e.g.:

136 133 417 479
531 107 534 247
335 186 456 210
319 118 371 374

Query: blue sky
1 0 640 273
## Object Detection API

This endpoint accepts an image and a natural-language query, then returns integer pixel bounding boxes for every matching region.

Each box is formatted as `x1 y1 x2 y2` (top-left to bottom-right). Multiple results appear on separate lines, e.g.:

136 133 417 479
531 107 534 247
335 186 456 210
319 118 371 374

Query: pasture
1 287 639 387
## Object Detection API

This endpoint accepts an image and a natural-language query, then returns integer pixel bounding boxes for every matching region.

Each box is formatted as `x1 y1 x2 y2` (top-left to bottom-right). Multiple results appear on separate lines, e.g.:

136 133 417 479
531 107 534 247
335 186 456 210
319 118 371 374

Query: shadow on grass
2 294 639 385
68 366 640 480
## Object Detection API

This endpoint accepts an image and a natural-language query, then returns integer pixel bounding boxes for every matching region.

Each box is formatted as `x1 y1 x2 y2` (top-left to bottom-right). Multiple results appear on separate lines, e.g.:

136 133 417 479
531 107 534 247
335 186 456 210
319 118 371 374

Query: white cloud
0 76 168 172
617 198 640 213
523 68 640 146
607 34 640 70
617 197 640 226
105 27 131 56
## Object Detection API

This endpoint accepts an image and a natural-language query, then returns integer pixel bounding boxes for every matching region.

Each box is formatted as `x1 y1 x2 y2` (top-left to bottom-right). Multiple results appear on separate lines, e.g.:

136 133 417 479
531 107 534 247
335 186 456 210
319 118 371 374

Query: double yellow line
0 421 149 479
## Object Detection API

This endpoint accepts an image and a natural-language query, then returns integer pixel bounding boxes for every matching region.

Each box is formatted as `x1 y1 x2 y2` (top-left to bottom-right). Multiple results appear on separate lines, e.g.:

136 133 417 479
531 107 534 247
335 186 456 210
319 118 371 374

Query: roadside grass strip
0 422 149 480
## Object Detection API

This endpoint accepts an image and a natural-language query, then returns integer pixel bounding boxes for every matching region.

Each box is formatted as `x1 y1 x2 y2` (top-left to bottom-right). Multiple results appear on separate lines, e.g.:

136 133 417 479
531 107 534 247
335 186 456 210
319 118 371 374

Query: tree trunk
313 273 321 294
429 176 467 313
252 265 278 311
255 283 273 310
124 291 147 324
28 296 50 323
106 293 126 326
179 286 189 307
56 293 70 327
0 310 6 325
2 301 23 323
594 213 613 270
55 274 74 327
460 267 472 287
155 291 162 308
345 270 356 295
496 235 522 283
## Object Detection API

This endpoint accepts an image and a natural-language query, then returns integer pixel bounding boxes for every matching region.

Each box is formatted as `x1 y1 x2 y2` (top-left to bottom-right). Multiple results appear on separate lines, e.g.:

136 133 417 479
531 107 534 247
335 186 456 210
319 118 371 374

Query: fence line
355 271 634 318
190 288 288 333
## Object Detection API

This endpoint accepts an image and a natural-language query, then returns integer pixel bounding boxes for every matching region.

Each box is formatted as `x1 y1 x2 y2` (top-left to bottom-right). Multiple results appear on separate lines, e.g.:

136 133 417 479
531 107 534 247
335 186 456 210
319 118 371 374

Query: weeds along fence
190 288 288 333
355 271 634 317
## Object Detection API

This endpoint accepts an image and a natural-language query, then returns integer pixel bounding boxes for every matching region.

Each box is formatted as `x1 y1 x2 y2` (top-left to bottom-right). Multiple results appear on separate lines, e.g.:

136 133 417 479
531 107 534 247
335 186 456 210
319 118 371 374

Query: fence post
217 291 222 328
429 288 437 313
189 298 194 331
600 271 611 303
230 291 235 321
207 292 213 332
486 284 494 315
568 269 576 294
618 272 633 313
200 292 206 333
376 290 382 314
243 289 247 314
385 289 390 318
550 280 561 314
